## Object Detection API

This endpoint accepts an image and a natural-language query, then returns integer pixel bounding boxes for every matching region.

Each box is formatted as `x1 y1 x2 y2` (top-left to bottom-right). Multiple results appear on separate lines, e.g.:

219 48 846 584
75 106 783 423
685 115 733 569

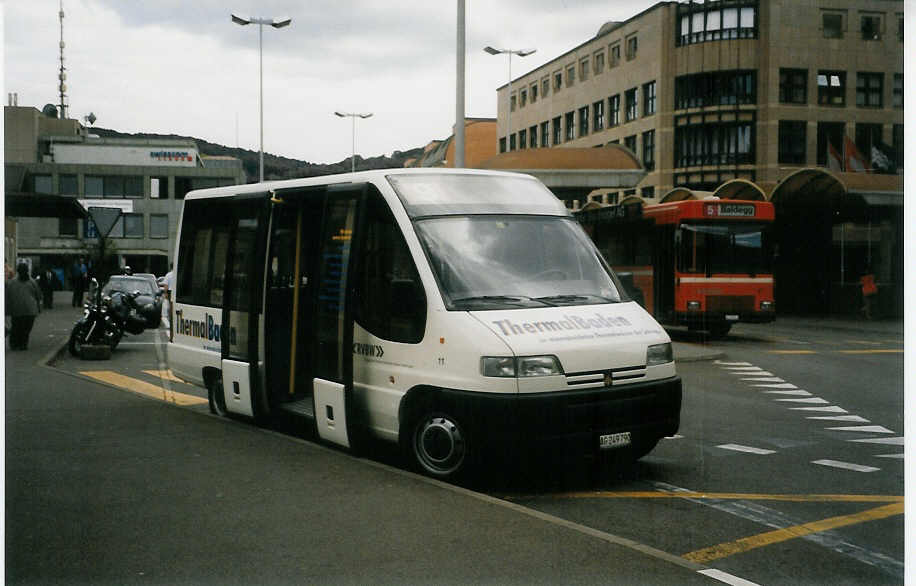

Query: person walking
860 266 878 320
39 267 57 309
71 257 85 307
6 263 42 350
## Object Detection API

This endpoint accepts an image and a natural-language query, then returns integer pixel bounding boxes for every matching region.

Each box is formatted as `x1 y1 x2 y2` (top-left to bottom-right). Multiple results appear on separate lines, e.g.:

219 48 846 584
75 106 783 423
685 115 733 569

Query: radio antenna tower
58 0 68 119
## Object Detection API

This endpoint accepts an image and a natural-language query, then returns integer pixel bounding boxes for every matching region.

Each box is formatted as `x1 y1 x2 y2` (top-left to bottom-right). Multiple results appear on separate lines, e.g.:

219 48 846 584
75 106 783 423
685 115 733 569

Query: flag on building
827 141 843 172
844 135 870 173
870 141 897 174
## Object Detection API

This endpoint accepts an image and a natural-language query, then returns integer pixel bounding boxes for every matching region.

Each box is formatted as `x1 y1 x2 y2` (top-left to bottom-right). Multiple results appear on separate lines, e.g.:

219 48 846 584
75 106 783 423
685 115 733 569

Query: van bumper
420 376 682 458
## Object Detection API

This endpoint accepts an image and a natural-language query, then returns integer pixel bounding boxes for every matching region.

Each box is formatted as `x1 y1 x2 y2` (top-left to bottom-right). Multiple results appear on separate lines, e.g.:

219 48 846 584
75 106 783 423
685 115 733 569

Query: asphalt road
8 305 906 585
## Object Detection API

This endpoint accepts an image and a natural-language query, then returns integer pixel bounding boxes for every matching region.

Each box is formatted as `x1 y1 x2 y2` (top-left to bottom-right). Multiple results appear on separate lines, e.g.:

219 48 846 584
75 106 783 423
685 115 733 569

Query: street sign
88 206 122 238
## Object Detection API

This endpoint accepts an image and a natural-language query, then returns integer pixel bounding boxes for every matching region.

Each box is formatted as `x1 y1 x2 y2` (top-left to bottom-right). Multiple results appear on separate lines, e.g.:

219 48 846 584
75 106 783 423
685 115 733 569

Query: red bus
577 198 775 338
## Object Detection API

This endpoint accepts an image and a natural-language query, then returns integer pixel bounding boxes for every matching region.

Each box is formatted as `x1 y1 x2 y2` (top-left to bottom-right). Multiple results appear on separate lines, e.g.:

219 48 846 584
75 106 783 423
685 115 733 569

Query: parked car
102 275 163 328
134 272 160 294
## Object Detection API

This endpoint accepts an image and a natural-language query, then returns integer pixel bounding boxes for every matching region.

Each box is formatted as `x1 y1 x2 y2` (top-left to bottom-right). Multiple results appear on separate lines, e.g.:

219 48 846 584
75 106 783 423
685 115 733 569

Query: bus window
678 223 771 275
354 189 426 343
177 199 232 307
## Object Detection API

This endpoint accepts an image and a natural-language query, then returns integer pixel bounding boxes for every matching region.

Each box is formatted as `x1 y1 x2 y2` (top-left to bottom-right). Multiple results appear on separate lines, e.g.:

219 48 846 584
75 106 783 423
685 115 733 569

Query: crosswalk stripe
812 460 880 473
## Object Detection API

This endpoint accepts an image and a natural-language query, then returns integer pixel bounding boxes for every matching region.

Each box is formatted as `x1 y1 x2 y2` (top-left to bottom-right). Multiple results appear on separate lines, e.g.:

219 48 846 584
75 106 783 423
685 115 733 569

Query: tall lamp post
484 46 536 152
334 111 373 173
231 13 292 183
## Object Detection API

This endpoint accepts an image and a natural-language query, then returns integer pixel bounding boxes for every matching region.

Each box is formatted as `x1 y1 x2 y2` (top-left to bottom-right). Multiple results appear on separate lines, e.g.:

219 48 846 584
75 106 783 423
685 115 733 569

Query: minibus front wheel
407 410 469 480
205 369 228 417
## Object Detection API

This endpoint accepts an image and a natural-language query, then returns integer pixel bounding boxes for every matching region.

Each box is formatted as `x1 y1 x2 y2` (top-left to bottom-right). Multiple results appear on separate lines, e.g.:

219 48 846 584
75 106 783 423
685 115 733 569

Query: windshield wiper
451 295 547 307
534 294 619 305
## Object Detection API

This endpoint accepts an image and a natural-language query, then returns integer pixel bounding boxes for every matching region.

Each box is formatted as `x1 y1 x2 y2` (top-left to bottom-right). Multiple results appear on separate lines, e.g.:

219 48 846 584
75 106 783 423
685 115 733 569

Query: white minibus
168 169 681 480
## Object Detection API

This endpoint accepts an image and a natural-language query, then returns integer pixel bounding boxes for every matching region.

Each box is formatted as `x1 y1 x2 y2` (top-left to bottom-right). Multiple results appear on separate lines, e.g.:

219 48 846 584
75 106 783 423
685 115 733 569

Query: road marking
849 436 905 445
789 405 847 413
807 415 870 423
682 502 903 563
699 568 761 586
774 397 829 404
80 370 207 406
812 459 880 473
141 369 184 383
740 376 781 382
536 491 903 503
714 360 752 366
763 390 811 396
837 349 903 354
717 444 776 455
875 454 904 459
827 425 894 434
722 366 766 372
751 382 797 389
768 350 817 354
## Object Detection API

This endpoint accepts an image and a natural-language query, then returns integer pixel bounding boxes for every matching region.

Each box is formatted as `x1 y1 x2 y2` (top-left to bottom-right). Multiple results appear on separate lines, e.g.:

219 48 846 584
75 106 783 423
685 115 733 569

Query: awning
6 192 87 219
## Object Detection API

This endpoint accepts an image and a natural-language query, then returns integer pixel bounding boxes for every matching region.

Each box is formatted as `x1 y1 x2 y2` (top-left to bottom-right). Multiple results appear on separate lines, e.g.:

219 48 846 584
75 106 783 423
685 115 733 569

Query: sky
3 0 658 164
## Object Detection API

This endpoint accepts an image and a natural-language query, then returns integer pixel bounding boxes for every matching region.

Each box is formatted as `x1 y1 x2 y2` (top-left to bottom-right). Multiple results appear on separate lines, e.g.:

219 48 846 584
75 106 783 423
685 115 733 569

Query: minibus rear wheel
406 409 469 481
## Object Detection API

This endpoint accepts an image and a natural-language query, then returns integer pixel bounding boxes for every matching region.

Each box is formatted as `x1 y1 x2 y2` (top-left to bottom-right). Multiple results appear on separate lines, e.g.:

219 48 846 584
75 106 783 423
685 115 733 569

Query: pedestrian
860 266 878 320
6 262 42 350
71 257 85 307
39 267 57 309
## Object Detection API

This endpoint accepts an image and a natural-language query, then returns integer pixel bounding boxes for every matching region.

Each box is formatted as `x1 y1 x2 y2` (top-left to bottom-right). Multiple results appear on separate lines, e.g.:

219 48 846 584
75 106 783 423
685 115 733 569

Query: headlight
647 342 673 366
481 355 563 377
687 300 701 311
760 300 774 311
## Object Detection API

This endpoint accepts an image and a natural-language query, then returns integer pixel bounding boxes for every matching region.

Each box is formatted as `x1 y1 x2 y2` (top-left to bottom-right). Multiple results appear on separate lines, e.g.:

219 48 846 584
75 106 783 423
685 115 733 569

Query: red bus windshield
678 222 772 276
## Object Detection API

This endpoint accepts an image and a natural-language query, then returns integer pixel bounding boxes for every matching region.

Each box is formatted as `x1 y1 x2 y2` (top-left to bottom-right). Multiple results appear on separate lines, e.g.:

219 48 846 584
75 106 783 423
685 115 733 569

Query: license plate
725 314 739 321
599 431 631 450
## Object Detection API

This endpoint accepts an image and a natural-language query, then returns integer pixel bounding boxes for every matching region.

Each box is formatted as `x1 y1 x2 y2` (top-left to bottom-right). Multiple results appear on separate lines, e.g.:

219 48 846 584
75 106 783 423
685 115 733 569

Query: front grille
706 295 754 312
564 365 647 389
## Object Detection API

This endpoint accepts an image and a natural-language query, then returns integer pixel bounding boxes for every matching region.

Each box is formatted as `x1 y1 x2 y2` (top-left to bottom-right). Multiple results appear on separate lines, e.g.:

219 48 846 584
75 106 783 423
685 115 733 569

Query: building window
84 175 143 198
579 58 589 82
520 89 527 107
642 130 656 170
675 70 757 109
624 134 637 154
816 122 845 166
150 214 169 239
822 11 845 39
625 88 638 121
626 35 638 60
817 71 846 106
856 72 883 108
518 129 527 149
893 74 903 108
59 174 78 195
593 100 605 132
59 217 77 237
565 111 575 141
594 51 605 74
566 65 575 87
675 119 755 167
779 69 807 104
123 213 144 238
861 13 882 40
528 125 537 149
641 186 655 199
778 120 807 164
509 133 517 151
610 44 621 67
531 83 538 103
510 94 516 112
540 121 549 147
499 137 507 153
542 77 551 97
609 94 620 126
552 116 562 145
578 106 590 137
678 2 758 45
32 175 53 194
84 176 104 196
554 71 563 91
643 81 657 116
855 123 882 161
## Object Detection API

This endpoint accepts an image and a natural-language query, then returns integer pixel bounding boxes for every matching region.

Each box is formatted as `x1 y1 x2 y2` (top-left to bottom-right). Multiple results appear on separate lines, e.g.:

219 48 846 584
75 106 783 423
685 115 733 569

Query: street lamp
334 111 373 173
484 46 536 153
231 14 292 183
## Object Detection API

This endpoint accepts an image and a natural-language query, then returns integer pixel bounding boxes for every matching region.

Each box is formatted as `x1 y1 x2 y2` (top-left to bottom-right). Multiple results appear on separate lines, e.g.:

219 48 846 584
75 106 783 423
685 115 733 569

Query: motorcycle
68 279 122 358
106 287 150 340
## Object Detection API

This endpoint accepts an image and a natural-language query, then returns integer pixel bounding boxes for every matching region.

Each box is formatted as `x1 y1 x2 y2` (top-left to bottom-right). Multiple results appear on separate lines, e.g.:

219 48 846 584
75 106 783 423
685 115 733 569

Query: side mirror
88 278 99 299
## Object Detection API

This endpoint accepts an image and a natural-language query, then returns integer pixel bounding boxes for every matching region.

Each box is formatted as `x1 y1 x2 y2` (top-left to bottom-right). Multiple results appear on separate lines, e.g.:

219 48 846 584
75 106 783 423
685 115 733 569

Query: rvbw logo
353 343 384 358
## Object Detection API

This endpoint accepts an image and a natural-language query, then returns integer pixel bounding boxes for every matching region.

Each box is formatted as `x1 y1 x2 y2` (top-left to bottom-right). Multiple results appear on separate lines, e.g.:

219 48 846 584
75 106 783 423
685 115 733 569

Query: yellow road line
81 370 207 406
682 502 904 563
768 350 817 354
537 492 903 503
837 349 903 354
141 369 184 382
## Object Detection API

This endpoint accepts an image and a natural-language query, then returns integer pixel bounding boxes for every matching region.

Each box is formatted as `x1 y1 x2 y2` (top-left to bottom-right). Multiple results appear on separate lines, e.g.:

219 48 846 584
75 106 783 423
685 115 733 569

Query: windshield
414 216 622 310
678 222 772 275
103 277 156 296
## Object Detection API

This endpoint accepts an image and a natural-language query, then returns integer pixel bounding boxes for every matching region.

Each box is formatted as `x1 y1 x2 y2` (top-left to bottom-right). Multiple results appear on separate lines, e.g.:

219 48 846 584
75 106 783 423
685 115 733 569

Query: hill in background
90 127 426 182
